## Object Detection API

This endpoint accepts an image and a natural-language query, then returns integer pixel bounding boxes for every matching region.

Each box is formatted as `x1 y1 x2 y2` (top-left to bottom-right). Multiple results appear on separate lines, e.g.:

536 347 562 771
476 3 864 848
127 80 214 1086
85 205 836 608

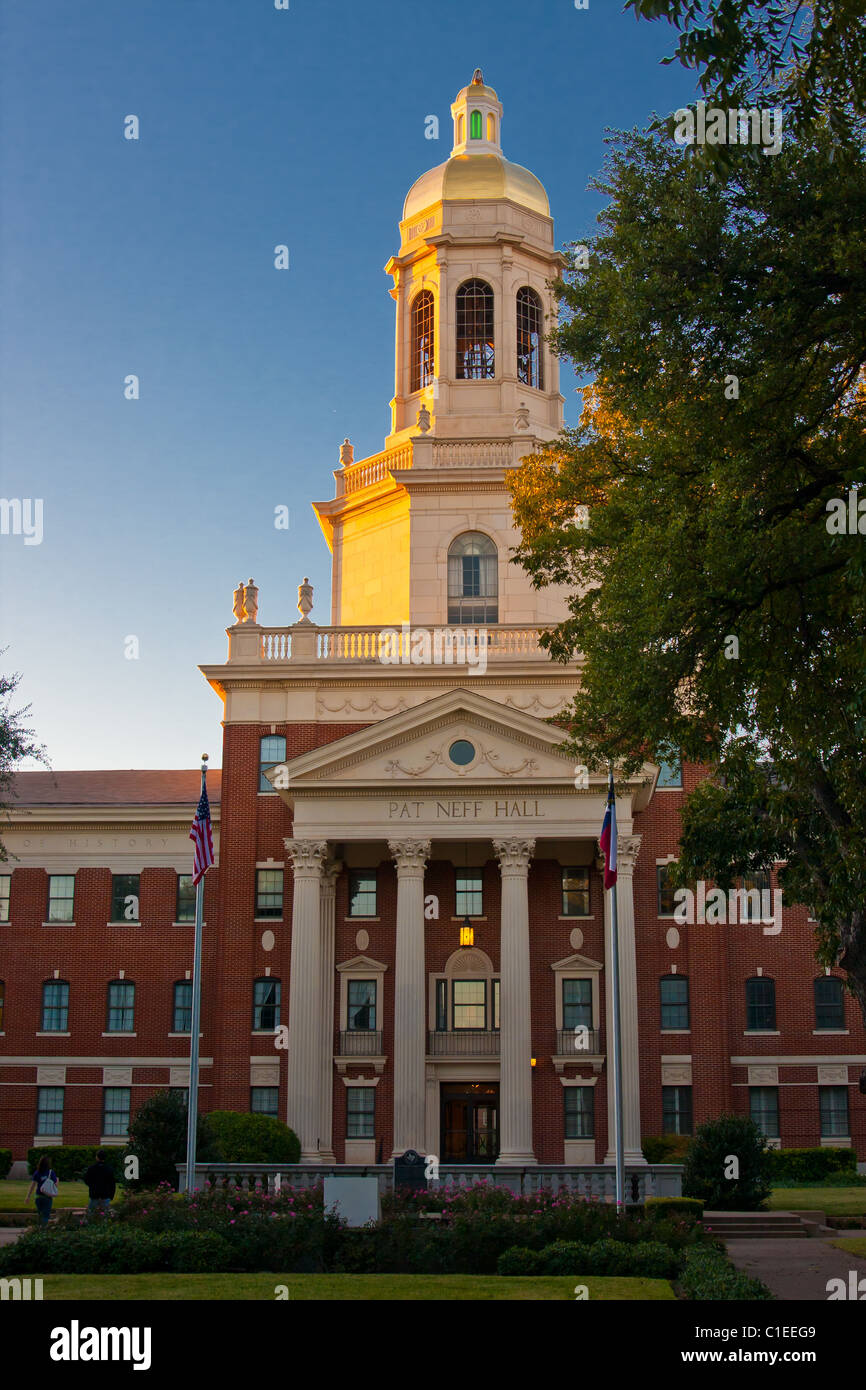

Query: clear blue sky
0 0 690 770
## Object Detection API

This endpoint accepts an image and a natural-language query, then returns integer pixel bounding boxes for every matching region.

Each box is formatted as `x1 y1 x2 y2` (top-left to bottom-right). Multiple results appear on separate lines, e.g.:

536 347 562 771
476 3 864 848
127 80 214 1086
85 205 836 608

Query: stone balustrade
229 623 562 665
334 435 540 498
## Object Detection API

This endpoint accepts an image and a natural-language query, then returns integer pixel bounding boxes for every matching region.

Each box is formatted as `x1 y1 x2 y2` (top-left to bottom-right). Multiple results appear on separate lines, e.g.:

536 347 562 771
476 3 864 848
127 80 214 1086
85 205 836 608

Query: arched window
487 112 496 141
517 286 544 389
456 279 494 380
259 734 286 792
448 531 498 624
457 114 464 144
42 980 69 1032
745 977 776 1031
410 290 435 392
470 109 482 140
253 977 281 1032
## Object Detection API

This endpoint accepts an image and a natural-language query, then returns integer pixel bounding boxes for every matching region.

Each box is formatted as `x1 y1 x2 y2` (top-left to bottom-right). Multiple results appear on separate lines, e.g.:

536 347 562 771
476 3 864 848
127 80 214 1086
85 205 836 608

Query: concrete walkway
725 1236 866 1300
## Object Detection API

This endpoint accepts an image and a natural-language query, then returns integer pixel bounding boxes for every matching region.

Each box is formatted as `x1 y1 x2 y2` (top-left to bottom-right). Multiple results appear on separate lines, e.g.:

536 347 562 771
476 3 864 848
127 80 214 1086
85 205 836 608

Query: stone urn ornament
242 578 259 624
232 580 245 624
297 577 314 624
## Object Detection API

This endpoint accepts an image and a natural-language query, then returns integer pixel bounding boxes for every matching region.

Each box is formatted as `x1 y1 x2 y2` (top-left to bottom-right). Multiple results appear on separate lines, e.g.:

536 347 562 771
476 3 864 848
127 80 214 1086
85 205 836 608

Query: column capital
617 835 642 876
284 838 329 878
493 837 535 876
321 859 342 898
388 838 431 874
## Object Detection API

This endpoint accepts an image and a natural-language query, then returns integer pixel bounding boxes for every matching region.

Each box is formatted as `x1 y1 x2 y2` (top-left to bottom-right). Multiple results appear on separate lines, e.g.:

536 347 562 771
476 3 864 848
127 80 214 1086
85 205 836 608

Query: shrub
206 1111 300 1165
538 1241 593 1274
124 1091 219 1190
497 1246 545 1276
644 1196 704 1219
25 1146 125 1183
642 1135 692 1164
767 1147 857 1183
683 1114 772 1211
0 1148 12 1180
680 1245 773 1300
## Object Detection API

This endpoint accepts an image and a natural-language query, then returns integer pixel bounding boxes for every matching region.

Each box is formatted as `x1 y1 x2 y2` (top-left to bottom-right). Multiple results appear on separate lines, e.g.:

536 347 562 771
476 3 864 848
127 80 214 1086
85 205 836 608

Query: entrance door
440 1083 499 1162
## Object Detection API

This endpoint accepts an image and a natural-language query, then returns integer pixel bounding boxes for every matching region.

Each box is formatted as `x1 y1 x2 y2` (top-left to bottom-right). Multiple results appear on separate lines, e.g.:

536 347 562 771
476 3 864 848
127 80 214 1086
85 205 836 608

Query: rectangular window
346 1086 374 1139
562 978 593 1030
255 869 284 919
173 981 192 1032
657 864 677 916
455 871 483 917
453 979 486 1029
36 1086 64 1136
741 870 771 921
253 979 280 1031
662 1085 693 1136
0 980 4 1030
657 755 682 788
814 977 845 1030
111 873 140 923
564 1086 594 1140
251 1087 279 1117
42 981 69 1032
103 1087 131 1137
746 978 776 1031
176 874 196 922
561 867 590 917
493 978 500 1031
170 1088 188 1108
347 979 376 1031
660 976 690 1030
348 870 377 917
0 874 10 922
819 1086 849 1138
106 981 135 1032
47 874 75 923
435 979 448 1032
749 1086 780 1139
259 735 287 792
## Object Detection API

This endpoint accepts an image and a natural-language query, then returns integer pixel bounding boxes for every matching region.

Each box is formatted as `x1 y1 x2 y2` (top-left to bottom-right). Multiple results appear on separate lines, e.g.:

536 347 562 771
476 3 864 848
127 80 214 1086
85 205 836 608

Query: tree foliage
682 1114 773 1209
124 1090 219 1190
507 126 866 1022
206 1110 301 1165
0 659 48 862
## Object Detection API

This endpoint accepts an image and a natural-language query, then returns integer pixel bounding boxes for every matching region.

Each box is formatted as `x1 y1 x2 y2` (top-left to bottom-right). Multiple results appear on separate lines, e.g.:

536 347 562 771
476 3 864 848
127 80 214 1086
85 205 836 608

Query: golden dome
403 152 550 221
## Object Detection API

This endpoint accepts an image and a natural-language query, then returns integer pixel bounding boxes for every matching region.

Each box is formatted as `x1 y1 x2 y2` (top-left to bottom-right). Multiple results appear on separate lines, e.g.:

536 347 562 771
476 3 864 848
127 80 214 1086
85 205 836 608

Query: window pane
469 109 482 140
347 1086 374 1138
657 754 682 788
0 875 10 922
106 982 135 1032
256 869 284 919
453 979 486 1029
435 979 448 1032
819 1086 849 1137
493 978 500 1031
447 532 498 624
410 290 435 392
251 1087 279 1117
749 1086 779 1138
176 874 196 922
173 981 193 1032
455 279 494 380
741 870 771 921
455 872 483 917
563 978 593 1030
564 1086 594 1139
662 1085 693 1135
814 977 845 1030
253 979 281 1031
42 981 69 1032
660 976 689 1029
348 980 376 1030
746 977 776 1031
348 871 377 917
111 874 140 922
103 1087 130 1136
37 1086 64 1135
47 874 75 922
561 867 589 916
259 735 287 791
516 287 544 389
657 865 677 916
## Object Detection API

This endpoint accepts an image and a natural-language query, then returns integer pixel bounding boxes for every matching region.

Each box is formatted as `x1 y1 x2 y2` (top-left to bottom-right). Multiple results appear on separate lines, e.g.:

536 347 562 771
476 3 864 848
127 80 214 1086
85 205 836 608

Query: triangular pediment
550 952 604 972
336 954 388 973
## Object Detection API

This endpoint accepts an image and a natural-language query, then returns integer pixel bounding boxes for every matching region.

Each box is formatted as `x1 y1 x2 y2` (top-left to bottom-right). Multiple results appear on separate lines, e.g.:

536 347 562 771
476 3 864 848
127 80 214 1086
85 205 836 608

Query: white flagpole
607 767 626 1212
183 754 208 1194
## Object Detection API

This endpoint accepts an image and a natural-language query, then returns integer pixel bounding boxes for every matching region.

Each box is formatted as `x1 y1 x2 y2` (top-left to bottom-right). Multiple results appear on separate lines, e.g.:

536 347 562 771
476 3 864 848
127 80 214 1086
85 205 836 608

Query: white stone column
388 837 430 1157
604 834 646 1166
494 837 537 1165
284 838 328 1163
317 858 341 1164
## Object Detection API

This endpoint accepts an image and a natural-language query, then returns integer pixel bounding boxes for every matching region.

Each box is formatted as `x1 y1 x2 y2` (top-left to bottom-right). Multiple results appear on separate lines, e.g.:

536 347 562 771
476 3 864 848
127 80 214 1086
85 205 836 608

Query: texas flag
599 772 617 889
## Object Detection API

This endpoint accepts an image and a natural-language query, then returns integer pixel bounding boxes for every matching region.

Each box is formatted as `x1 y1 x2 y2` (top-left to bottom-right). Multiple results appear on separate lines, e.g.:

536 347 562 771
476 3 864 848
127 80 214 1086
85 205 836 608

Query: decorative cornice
387 838 431 872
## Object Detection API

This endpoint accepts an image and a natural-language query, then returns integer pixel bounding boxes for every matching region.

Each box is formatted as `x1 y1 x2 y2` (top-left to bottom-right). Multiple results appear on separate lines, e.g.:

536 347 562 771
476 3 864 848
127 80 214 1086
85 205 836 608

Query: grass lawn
15 1272 676 1301
829 1238 866 1259
0 1180 104 1212
768 1187 866 1217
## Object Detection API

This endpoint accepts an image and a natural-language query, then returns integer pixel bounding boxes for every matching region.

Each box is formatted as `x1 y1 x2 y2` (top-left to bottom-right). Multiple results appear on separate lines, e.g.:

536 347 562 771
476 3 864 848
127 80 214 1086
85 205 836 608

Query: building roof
8 770 222 808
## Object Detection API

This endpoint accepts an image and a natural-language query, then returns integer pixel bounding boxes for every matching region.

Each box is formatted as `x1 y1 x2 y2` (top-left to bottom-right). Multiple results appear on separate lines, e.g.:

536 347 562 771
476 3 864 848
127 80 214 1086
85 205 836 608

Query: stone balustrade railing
178 1162 684 1202
334 436 540 498
229 623 562 665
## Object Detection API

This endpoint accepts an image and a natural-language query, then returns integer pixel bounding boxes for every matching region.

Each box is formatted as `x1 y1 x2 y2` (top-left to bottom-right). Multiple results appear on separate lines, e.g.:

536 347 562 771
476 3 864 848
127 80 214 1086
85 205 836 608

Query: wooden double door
440 1082 499 1163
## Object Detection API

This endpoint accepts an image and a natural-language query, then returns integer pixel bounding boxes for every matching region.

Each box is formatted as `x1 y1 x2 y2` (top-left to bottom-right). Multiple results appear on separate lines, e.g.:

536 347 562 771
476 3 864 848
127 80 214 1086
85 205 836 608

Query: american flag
189 780 214 885
599 771 617 890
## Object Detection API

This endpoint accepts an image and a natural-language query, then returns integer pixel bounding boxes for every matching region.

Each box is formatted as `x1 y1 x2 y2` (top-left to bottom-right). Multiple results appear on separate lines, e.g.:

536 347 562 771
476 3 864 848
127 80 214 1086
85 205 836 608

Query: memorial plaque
394 1148 427 1191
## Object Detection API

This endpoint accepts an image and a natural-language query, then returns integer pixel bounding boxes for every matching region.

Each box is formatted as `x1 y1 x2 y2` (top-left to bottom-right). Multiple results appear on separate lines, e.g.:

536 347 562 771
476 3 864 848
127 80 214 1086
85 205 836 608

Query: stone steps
703 1211 811 1239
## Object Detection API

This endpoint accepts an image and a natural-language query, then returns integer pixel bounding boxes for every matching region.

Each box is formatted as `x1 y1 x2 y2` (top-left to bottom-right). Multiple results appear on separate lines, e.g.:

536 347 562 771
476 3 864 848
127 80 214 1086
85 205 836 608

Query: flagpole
183 754 208 1195
607 767 626 1213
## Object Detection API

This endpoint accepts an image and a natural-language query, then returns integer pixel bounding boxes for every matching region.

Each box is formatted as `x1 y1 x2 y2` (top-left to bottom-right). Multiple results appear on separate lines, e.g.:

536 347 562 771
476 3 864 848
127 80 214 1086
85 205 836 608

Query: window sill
99 1137 128 1146
813 1029 849 1035
257 791 278 796
450 916 487 922
345 916 380 922
172 921 202 927
107 921 141 927
36 1032 70 1037
558 914 594 921
41 921 76 928
660 1029 692 1034
254 918 283 924
101 1032 137 1038
33 1136 63 1145
743 1030 780 1036
251 1031 280 1037
168 1032 202 1038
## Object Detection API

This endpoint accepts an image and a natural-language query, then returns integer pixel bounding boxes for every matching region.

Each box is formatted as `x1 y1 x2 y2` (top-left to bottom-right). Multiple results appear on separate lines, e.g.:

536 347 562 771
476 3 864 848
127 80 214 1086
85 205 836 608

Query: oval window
449 740 476 766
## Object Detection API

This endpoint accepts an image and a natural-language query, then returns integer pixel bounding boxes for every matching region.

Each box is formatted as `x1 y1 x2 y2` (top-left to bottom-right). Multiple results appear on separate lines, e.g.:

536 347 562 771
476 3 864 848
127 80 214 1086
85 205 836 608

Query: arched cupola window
469 109 482 140
487 113 496 141
448 531 498 624
517 286 544 389
456 279 494 380
410 290 435 392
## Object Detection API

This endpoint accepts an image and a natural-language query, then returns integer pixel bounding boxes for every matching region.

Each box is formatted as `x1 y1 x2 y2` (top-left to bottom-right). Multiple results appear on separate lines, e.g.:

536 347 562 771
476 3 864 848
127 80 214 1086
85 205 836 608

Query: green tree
683 1114 773 1209
206 1111 300 1165
0 661 48 861
507 127 866 1032
124 1090 218 1190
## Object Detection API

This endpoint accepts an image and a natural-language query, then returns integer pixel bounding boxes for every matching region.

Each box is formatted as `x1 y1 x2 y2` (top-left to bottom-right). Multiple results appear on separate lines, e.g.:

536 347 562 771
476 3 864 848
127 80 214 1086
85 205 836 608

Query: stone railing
243 624 554 665
338 1030 384 1056
427 1030 501 1056
178 1162 684 1202
340 443 414 495
334 436 540 499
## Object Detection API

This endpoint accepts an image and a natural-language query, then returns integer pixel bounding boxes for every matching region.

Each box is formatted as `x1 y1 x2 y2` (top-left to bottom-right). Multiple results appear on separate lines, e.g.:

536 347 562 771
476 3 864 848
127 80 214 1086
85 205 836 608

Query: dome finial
471 68 484 85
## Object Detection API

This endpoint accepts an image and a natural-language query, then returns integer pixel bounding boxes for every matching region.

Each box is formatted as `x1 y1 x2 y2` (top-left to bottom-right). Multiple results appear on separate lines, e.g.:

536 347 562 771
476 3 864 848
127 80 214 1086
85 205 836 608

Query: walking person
83 1149 116 1216
26 1155 59 1225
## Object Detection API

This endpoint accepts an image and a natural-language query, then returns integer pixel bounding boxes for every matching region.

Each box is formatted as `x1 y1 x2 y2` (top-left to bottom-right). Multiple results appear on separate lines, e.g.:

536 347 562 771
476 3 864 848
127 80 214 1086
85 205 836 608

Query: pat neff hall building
1 75 863 1170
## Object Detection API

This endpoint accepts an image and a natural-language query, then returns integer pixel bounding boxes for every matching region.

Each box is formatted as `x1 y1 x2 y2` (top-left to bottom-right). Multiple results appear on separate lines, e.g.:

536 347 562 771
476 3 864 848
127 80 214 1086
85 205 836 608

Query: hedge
679 1245 773 1300
644 1197 704 1219
207 1112 300 1165
0 1228 234 1275
767 1147 857 1183
498 1239 682 1279
642 1134 692 1164
25 1147 125 1182
0 1149 12 1180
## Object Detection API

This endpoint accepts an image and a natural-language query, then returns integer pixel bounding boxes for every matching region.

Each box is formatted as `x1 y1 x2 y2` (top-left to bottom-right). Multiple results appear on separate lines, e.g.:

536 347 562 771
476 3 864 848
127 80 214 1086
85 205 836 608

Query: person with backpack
83 1150 116 1215
26 1154 59 1224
